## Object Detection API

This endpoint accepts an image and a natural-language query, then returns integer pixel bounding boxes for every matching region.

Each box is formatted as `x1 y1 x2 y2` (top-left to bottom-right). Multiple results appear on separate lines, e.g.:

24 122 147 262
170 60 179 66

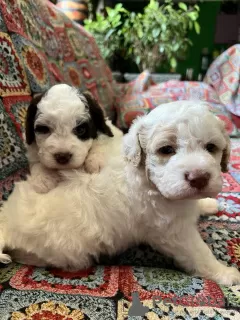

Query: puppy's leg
28 163 60 194
0 222 11 264
10 250 47 267
198 198 219 216
0 239 11 264
151 228 240 285
84 142 105 174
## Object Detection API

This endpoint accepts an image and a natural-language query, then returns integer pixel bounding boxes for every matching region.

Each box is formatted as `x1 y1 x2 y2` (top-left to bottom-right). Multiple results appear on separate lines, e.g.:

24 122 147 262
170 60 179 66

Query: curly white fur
0 101 239 285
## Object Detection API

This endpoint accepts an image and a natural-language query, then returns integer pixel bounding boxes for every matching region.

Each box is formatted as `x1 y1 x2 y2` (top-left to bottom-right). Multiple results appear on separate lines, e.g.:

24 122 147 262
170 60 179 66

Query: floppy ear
216 117 231 172
221 134 231 172
25 93 45 145
123 118 144 167
82 91 113 137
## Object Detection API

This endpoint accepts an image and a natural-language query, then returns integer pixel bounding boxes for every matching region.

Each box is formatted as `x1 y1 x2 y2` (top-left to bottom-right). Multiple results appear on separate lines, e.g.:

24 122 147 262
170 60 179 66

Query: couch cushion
0 0 115 201
115 71 240 137
204 44 240 117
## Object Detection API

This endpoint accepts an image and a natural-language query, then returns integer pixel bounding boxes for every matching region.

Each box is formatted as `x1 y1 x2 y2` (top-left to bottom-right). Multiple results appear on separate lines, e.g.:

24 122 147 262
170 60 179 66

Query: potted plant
85 3 132 77
85 0 200 81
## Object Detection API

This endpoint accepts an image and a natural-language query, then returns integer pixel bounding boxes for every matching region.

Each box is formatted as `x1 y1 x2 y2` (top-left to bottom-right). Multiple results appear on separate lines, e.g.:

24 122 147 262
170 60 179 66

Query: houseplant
85 0 200 79
85 3 131 74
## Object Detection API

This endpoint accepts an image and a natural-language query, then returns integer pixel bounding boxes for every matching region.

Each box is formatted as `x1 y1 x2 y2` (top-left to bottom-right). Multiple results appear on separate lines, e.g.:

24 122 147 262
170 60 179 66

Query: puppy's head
124 101 230 200
25 84 113 169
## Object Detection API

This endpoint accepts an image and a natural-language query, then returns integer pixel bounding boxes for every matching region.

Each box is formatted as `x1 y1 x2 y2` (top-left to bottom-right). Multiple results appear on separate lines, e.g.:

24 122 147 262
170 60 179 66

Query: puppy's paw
84 154 105 174
30 176 58 194
213 266 240 286
0 253 12 264
199 198 219 216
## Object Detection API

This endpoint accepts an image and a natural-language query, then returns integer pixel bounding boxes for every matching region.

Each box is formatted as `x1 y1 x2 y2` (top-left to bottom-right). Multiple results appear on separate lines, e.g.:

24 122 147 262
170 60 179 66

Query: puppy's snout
54 152 72 165
185 171 210 190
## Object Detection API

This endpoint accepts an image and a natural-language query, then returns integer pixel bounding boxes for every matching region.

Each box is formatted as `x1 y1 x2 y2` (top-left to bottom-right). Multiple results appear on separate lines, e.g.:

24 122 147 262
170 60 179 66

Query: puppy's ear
123 118 144 167
82 91 113 137
25 93 45 145
217 117 231 172
221 135 231 172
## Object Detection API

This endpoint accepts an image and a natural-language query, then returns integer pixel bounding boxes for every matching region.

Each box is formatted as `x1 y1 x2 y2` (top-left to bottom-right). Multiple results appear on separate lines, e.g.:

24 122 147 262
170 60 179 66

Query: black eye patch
73 122 94 140
34 125 50 134
205 143 218 153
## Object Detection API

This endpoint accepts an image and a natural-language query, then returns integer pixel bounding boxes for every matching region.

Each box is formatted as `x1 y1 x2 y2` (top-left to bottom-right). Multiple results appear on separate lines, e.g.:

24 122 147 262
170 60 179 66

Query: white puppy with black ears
25 84 115 193
0 100 239 285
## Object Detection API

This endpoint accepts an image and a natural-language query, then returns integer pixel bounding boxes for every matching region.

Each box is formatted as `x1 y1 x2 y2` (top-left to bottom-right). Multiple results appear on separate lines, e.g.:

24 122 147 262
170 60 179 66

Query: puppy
25 84 114 193
1 101 239 286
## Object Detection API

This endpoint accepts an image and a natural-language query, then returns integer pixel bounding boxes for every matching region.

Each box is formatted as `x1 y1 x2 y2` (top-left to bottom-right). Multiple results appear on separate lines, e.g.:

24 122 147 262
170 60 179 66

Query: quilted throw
205 45 240 117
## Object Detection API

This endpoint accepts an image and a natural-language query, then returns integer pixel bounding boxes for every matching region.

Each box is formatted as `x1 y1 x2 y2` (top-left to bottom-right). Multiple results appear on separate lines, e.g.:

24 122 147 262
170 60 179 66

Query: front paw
199 198 219 216
212 266 240 285
0 253 12 264
84 155 105 174
30 177 58 194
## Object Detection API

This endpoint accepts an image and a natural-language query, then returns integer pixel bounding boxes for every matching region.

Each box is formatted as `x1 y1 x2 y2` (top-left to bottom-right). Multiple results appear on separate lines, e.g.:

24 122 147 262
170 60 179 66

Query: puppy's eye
73 124 88 138
34 125 50 134
158 146 175 155
75 126 86 136
205 143 217 153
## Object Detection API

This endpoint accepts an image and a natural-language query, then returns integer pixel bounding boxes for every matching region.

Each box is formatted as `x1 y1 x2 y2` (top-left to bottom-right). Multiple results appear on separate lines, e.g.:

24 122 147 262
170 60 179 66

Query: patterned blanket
0 140 239 319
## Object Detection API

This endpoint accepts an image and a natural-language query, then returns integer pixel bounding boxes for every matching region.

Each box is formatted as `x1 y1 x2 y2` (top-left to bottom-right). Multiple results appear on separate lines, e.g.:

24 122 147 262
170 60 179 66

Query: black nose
185 172 210 190
54 153 72 165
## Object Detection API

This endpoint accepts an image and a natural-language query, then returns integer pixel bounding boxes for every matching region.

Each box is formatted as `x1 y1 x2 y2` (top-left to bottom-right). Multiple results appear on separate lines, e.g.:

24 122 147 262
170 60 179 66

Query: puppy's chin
161 191 220 201
154 183 222 201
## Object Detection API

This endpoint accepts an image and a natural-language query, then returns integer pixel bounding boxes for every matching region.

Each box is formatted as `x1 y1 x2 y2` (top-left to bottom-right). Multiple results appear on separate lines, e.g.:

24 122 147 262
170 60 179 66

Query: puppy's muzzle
185 171 210 190
54 152 72 165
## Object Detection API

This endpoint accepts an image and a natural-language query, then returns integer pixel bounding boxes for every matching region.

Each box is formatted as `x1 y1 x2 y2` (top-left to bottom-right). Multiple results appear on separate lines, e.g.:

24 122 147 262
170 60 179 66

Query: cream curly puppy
25 84 113 194
1 101 239 286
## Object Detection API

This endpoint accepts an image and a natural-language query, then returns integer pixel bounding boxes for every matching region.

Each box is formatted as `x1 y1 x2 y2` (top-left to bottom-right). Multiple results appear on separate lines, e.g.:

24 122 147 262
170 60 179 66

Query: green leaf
178 2 187 11
187 12 198 21
194 5 200 11
159 46 165 53
173 43 180 51
106 7 111 15
149 0 158 10
170 57 177 68
105 29 114 40
136 56 141 65
152 28 160 38
162 23 167 32
115 3 123 10
194 21 200 34
138 29 144 38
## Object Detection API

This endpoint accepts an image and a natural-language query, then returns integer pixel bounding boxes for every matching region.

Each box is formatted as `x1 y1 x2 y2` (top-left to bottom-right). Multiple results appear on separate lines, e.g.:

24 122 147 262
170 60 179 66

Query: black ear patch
82 91 114 138
25 92 46 145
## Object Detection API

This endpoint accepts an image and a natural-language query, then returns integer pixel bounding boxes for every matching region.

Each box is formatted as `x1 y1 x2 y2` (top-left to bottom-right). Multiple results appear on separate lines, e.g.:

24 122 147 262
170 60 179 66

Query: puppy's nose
54 153 72 165
185 171 210 190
